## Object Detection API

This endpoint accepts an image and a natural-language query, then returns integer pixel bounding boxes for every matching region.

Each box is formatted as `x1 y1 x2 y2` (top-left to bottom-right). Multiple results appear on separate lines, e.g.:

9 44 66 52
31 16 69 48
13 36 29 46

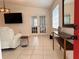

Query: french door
31 16 46 35
74 0 79 59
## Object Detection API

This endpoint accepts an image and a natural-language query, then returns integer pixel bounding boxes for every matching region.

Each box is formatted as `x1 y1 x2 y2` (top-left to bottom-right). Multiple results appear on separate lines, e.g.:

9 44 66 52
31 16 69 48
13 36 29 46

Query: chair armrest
10 33 21 48
14 33 22 40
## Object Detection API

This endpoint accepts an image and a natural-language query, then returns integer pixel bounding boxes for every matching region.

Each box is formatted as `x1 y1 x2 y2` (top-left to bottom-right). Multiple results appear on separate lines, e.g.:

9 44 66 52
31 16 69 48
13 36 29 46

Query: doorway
31 16 46 35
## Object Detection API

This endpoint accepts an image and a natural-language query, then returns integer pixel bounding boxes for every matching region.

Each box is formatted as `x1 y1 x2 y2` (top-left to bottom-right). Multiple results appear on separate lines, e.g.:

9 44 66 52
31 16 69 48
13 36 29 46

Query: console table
53 32 75 59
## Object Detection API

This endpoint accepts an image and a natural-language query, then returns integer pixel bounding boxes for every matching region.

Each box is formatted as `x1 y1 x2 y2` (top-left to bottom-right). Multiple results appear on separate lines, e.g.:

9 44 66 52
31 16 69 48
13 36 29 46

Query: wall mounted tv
4 13 23 24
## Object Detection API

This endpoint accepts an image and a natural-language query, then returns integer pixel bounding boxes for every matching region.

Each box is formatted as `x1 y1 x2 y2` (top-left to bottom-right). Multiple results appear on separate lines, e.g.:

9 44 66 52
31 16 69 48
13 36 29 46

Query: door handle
71 35 77 40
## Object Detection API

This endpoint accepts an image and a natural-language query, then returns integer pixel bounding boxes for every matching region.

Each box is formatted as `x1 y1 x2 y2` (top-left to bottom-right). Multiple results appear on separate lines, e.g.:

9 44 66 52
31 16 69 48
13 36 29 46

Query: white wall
0 3 52 35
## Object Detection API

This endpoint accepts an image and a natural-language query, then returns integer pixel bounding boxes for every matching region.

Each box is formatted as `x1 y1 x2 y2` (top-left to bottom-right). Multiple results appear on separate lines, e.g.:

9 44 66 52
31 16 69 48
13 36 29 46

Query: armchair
0 27 21 49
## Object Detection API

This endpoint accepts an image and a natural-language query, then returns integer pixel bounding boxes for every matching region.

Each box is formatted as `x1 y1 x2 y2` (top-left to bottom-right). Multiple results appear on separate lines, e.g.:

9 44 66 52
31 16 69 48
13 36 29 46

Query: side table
20 36 29 47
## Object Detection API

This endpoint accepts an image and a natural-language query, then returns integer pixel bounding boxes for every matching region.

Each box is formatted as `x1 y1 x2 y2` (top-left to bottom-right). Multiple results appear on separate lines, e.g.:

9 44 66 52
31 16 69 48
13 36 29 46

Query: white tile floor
2 35 64 59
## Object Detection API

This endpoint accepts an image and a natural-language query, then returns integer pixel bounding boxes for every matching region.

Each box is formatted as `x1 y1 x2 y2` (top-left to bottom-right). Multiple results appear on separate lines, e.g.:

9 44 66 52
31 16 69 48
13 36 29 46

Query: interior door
31 16 38 35
39 16 46 34
74 0 79 59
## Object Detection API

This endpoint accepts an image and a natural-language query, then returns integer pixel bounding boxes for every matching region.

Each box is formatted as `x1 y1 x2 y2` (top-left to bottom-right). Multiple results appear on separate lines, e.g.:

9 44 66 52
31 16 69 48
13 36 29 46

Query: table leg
60 45 61 50
53 38 54 50
53 32 54 50
64 39 66 59
27 38 29 46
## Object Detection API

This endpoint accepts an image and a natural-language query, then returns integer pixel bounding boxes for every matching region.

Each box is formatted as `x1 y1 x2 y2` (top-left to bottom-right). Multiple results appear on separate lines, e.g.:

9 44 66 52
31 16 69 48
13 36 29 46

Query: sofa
0 27 21 49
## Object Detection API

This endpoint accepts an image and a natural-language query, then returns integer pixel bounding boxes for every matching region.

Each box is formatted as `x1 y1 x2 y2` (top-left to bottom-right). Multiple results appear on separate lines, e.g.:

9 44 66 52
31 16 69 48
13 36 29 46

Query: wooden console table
53 32 74 59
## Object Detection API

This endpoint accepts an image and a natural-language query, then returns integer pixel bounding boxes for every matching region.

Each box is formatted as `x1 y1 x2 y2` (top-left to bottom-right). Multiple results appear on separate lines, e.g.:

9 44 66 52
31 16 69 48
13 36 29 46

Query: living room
0 0 75 59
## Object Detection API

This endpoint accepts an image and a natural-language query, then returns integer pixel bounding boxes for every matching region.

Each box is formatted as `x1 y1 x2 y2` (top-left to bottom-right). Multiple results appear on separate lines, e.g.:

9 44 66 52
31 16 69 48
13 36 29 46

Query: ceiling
0 0 54 8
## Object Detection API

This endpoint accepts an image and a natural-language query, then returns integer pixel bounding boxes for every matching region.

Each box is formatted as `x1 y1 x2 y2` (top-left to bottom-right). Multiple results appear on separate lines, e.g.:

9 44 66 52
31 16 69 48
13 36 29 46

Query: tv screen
4 13 23 24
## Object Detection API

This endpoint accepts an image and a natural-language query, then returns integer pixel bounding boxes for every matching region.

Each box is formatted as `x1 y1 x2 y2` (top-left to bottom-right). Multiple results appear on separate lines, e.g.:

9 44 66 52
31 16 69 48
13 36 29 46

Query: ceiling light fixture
0 0 10 12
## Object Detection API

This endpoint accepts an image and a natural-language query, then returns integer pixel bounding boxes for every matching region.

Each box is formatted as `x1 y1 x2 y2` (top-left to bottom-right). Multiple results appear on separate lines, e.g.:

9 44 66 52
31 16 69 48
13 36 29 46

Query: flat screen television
4 13 23 24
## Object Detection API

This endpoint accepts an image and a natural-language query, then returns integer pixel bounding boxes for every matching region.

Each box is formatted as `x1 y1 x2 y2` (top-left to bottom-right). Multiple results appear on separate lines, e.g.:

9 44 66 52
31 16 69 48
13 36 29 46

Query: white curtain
52 5 59 29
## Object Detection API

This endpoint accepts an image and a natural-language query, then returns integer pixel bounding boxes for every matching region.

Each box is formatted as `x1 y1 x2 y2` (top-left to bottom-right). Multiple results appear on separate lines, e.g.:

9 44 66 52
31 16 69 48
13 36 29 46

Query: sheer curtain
52 5 59 29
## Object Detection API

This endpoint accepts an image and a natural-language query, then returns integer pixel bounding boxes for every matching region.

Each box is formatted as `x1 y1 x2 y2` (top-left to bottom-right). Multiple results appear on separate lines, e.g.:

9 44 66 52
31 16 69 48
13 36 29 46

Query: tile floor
2 35 64 59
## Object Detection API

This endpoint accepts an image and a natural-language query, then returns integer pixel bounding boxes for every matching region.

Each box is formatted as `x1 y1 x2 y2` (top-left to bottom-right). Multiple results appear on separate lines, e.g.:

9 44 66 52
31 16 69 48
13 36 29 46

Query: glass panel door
31 16 46 35
31 16 38 33
39 16 46 33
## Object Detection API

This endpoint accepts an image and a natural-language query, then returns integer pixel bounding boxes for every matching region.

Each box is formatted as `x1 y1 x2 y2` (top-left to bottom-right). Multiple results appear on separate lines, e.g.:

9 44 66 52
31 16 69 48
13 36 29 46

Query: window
52 5 59 29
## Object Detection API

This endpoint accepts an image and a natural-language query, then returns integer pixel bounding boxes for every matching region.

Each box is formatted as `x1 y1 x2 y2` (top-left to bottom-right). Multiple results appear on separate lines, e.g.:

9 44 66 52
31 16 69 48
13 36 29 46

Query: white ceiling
0 0 54 8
